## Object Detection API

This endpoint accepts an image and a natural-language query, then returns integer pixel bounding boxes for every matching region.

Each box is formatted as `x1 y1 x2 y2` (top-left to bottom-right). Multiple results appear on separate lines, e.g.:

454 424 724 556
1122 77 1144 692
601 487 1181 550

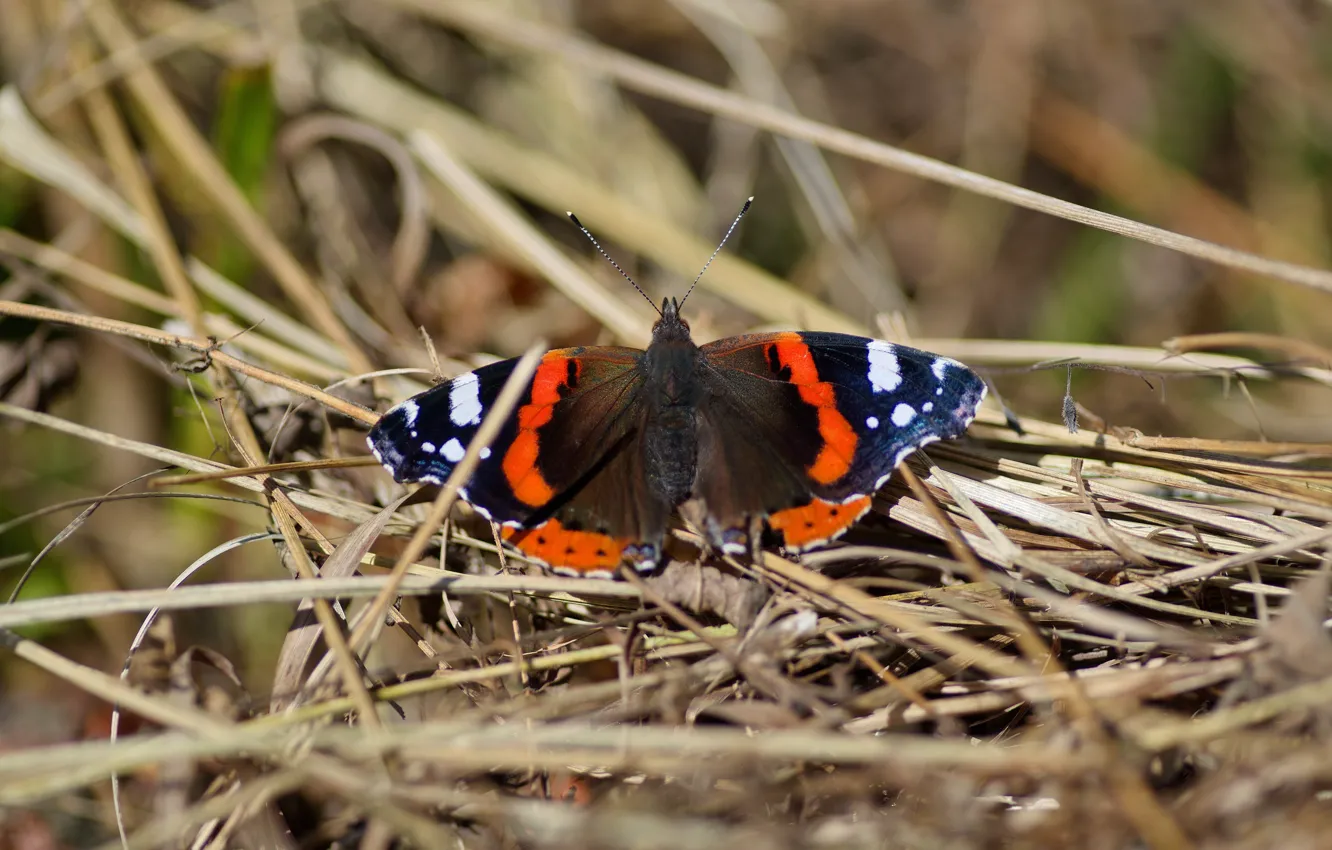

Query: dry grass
1 2 1331 848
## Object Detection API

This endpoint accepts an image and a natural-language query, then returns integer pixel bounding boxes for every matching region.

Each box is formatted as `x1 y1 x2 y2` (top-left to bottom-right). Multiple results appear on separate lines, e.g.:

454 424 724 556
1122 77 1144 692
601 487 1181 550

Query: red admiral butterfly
369 202 986 578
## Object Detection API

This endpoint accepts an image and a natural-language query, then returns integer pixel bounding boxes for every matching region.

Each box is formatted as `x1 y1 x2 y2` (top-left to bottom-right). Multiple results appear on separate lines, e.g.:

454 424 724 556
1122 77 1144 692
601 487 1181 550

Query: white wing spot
396 400 419 427
865 415 879 430
441 438 465 462
891 403 916 427
931 358 951 382
479 447 492 460
922 401 934 413
449 372 483 426
866 341 902 393
420 441 436 454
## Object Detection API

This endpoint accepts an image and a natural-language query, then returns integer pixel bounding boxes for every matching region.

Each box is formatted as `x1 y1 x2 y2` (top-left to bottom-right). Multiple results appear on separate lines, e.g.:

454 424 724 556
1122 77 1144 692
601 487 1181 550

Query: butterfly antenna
678 196 753 310
567 212 660 315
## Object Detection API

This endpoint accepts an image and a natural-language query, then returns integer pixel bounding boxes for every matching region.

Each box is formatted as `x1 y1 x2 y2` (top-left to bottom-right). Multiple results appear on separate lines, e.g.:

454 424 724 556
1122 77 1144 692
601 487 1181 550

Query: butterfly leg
678 496 749 562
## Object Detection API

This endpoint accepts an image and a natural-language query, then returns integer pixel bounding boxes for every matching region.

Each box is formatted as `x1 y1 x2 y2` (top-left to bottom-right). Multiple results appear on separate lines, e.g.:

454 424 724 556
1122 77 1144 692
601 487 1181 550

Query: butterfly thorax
640 298 703 506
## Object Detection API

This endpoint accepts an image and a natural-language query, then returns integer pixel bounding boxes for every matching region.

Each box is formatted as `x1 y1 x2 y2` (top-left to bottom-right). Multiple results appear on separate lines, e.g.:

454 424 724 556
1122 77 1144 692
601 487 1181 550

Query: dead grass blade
81 0 372 373
0 573 638 631
270 495 408 712
0 300 375 423
416 0 1332 298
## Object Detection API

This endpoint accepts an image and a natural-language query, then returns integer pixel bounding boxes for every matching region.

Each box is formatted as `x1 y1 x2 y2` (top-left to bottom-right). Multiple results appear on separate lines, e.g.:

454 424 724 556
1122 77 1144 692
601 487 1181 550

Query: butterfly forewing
368 347 647 527
789 332 987 494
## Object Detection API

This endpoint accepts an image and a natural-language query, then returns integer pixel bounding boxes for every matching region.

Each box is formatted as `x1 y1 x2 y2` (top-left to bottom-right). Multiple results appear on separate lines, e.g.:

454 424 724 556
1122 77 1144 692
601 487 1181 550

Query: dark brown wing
368 347 669 575
693 331 985 551
691 337 831 550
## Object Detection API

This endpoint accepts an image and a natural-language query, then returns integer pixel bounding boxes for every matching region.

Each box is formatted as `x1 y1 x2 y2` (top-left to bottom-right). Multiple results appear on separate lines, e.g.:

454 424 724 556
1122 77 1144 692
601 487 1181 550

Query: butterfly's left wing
695 331 986 551
368 347 672 577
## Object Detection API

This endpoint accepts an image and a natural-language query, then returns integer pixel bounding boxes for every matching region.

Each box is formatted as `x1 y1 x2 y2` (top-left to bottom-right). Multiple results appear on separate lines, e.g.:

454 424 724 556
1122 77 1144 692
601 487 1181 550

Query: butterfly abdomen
642 405 698 506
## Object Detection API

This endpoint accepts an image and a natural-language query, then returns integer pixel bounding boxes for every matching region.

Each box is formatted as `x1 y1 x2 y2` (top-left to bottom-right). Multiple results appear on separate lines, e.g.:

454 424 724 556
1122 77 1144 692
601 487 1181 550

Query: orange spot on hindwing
502 354 581 507
503 519 630 574
767 335 859 485
768 495 872 550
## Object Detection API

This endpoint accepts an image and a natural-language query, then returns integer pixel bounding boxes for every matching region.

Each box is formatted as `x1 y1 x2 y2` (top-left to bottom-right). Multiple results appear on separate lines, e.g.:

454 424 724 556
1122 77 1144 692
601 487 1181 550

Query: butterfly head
652 296 692 343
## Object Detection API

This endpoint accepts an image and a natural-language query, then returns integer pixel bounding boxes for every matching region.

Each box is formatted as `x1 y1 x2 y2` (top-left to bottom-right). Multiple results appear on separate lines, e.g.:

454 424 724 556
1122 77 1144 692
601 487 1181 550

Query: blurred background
1 0 1331 842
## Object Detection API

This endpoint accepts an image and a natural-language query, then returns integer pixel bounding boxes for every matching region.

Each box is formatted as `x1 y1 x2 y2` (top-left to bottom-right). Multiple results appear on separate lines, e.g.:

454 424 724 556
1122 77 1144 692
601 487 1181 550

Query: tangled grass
1 3 1331 848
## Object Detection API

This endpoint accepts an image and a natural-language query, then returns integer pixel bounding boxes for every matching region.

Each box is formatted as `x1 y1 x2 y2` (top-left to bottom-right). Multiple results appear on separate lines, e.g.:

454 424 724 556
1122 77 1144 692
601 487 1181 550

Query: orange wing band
503 519 630 573
501 354 582 507
768 335 859 485
768 495 873 550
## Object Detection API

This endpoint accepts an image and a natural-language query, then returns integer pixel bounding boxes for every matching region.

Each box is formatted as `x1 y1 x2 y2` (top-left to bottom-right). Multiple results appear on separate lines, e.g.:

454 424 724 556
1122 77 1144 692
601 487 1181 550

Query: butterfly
368 202 986 577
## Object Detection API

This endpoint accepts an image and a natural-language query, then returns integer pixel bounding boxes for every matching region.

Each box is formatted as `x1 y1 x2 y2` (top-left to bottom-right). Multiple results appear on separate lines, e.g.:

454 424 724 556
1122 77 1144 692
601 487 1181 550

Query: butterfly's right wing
694 331 986 551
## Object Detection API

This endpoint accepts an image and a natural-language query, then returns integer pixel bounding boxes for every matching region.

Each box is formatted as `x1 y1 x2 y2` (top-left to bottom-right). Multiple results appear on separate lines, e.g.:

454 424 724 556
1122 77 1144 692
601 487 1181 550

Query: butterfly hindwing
500 349 675 574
